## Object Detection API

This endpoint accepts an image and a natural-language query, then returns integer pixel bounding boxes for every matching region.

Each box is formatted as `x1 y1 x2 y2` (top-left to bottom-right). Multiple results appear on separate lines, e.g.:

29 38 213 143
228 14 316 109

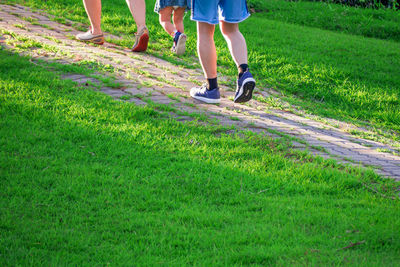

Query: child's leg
220 21 254 103
125 0 147 31
197 22 217 79
159 7 175 36
219 21 248 71
82 0 102 34
172 7 186 33
189 2 221 103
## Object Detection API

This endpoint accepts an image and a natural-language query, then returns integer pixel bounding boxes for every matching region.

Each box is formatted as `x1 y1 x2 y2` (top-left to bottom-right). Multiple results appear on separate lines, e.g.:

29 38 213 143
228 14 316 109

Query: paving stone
74 77 100 85
124 88 142 95
291 141 307 148
128 98 147 106
381 166 400 172
174 105 197 113
61 74 86 81
100 87 125 96
149 96 174 105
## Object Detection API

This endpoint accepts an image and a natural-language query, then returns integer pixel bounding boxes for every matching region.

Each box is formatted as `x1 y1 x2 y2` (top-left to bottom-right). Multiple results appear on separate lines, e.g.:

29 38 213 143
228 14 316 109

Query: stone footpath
1 4 399 180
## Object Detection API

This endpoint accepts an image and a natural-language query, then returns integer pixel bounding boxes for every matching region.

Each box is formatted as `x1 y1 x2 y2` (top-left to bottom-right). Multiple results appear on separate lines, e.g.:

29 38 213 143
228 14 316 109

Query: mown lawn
4 0 400 138
1 47 400 265
249 0 400 42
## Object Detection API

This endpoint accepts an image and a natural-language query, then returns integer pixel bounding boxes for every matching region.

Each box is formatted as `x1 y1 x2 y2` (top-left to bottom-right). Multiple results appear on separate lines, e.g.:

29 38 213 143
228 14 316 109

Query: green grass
1 47 400 265
248 0 400 42
4 0 400 139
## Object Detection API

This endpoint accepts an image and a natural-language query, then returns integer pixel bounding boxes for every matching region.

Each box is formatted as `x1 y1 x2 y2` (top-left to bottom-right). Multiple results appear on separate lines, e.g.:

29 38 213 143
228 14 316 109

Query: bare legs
125 0 147 32
172 8 185 33
197 22 217 79
82 0 102 35
220 21 248 70
159 7 185 36
81 0 147 34
197 21 248 79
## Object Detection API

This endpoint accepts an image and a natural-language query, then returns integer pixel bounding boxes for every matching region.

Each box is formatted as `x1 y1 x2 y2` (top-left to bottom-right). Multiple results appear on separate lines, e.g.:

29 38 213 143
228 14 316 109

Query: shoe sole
132 33 149 52
175 34 186 55
234 78 255 103
91 37 104 45
190 92 220 104
77 36 104 45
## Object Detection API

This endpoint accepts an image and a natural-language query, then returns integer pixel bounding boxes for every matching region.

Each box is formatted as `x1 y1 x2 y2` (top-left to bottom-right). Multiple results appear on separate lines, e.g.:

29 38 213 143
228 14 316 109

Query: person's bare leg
172 7 185 33
220 21 247 68
220 21 254 103
125 0 147 31
197 22 217 79
159 7 175 36
82 0 102 34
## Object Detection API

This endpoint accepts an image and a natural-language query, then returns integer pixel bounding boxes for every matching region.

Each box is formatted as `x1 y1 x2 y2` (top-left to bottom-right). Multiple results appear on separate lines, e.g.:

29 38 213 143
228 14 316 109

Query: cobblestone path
1 4 399 180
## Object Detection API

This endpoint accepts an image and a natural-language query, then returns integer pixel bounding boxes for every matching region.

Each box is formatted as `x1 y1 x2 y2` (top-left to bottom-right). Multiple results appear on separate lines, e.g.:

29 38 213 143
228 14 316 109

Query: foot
172 32 186 55
234 71 255 103
132 26 149 52
75 30 104 45
190 84 220 104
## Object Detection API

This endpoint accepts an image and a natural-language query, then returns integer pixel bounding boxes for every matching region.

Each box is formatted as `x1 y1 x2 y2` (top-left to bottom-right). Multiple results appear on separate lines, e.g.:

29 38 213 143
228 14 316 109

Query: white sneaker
172 32 186 56
76 30 104 45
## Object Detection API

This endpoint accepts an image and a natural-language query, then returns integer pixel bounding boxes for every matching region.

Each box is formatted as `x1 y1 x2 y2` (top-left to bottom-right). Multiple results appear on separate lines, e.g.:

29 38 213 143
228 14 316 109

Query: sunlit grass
248 0 400 42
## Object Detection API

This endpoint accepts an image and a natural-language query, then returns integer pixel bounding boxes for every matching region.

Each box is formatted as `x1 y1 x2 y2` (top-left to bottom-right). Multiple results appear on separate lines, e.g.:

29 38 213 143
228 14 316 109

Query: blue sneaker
190 84 220 104
234 71 256 103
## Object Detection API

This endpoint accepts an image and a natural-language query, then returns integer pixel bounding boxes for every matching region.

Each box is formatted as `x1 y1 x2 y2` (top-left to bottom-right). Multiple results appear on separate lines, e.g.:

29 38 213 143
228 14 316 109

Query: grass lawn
248 0 400 42
3 0 400 138
1 46 400 265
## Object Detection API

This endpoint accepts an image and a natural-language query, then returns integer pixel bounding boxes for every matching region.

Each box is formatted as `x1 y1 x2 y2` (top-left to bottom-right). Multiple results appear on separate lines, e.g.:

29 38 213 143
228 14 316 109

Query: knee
172 9 185 23
198 24 214 37
159 9 172 24
159 15 170 24
220 23 238 37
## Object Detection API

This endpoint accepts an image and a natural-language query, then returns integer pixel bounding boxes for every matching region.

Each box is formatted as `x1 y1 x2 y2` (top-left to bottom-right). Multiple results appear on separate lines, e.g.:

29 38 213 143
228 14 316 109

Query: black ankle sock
238 64 249 78
207 78 218 90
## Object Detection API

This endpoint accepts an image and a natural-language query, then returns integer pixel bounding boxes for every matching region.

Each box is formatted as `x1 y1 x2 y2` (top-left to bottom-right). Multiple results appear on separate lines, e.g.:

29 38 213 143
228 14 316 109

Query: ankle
137 25 148 33
91 28 102 35
207 77 218 90
238 63 249 78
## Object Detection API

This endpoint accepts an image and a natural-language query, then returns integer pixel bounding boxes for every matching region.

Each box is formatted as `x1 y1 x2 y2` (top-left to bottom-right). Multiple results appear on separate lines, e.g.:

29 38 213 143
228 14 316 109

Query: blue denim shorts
154 0 191 14
191 0 250 24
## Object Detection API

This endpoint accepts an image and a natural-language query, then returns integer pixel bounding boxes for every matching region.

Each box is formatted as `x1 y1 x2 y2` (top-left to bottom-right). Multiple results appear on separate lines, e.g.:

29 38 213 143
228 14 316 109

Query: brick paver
1 4 399 180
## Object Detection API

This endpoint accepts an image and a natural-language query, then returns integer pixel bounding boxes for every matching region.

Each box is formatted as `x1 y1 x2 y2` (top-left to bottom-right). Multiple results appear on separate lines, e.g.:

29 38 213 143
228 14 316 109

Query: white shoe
76 30 104 45
172 33 186 55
